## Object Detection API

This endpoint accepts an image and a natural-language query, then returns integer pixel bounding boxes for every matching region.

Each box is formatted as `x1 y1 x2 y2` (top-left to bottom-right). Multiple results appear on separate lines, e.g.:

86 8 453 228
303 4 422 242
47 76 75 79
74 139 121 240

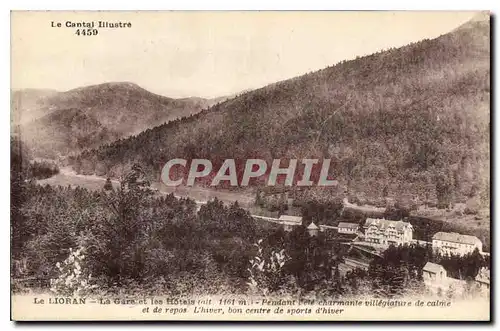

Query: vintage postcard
10 11 490 321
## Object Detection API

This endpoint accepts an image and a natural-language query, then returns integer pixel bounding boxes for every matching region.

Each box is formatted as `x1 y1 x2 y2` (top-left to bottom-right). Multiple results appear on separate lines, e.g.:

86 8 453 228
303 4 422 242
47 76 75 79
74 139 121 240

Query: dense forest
10 137 60 179
69 17 489 208
11 179 488 298
11 138 488 298
20 108 120 158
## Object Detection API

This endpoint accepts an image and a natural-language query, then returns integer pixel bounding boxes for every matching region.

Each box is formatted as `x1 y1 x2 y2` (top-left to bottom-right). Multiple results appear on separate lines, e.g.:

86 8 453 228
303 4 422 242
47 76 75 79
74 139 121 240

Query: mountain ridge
59 17 494 206
12 82 220 158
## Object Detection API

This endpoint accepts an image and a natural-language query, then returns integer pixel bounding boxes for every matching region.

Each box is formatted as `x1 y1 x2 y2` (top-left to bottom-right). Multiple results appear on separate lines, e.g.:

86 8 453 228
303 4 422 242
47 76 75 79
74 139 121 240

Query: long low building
432 232 483 256
278 215 303 232
338 222 359 234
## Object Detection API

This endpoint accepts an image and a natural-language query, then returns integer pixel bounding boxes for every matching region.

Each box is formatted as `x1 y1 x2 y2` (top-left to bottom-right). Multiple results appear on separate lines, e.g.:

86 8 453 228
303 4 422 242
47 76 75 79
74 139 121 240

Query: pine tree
435 171 454 209
103 177 113 191
382 185 389 198
332 264 344 296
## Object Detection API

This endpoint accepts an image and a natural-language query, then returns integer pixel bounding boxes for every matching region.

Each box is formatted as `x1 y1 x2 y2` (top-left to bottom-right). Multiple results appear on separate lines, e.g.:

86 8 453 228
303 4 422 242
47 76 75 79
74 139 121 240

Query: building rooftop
278 215 303 224
364 218 412 231
319 224 337 230
338 222 359 229
423 262 446 274
432 232 482 246
307 222 319 230
330 232 359 241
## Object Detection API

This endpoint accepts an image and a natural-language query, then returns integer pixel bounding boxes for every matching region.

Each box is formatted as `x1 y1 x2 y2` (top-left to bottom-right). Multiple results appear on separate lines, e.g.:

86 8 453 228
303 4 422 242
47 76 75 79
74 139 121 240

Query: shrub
247 239 293 296
50 246 97 296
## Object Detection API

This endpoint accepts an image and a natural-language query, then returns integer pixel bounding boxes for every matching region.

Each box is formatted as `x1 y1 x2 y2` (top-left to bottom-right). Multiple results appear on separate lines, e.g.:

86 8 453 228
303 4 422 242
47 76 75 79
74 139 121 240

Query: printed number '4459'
76 29 98 36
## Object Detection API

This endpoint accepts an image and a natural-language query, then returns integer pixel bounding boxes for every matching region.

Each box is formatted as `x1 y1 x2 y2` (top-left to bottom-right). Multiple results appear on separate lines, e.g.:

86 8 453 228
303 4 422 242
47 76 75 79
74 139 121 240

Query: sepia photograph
10 10 491 321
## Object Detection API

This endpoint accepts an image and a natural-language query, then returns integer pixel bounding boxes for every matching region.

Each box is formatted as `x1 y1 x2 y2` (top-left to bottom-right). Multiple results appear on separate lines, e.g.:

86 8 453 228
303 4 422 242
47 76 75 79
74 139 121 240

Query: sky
11 11 477 98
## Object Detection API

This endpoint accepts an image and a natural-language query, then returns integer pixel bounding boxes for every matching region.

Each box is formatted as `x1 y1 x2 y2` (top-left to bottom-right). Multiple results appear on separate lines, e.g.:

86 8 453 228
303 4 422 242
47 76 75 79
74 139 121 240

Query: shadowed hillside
70 15 490 205
11 88 58 125
12 82 215 158
20 108 121 158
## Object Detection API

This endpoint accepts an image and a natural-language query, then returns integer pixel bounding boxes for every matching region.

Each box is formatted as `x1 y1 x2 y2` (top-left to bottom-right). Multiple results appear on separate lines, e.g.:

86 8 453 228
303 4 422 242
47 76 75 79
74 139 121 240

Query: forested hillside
13 82 214 158
20 108 120 158
11 88 58 125
70 16 490 205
